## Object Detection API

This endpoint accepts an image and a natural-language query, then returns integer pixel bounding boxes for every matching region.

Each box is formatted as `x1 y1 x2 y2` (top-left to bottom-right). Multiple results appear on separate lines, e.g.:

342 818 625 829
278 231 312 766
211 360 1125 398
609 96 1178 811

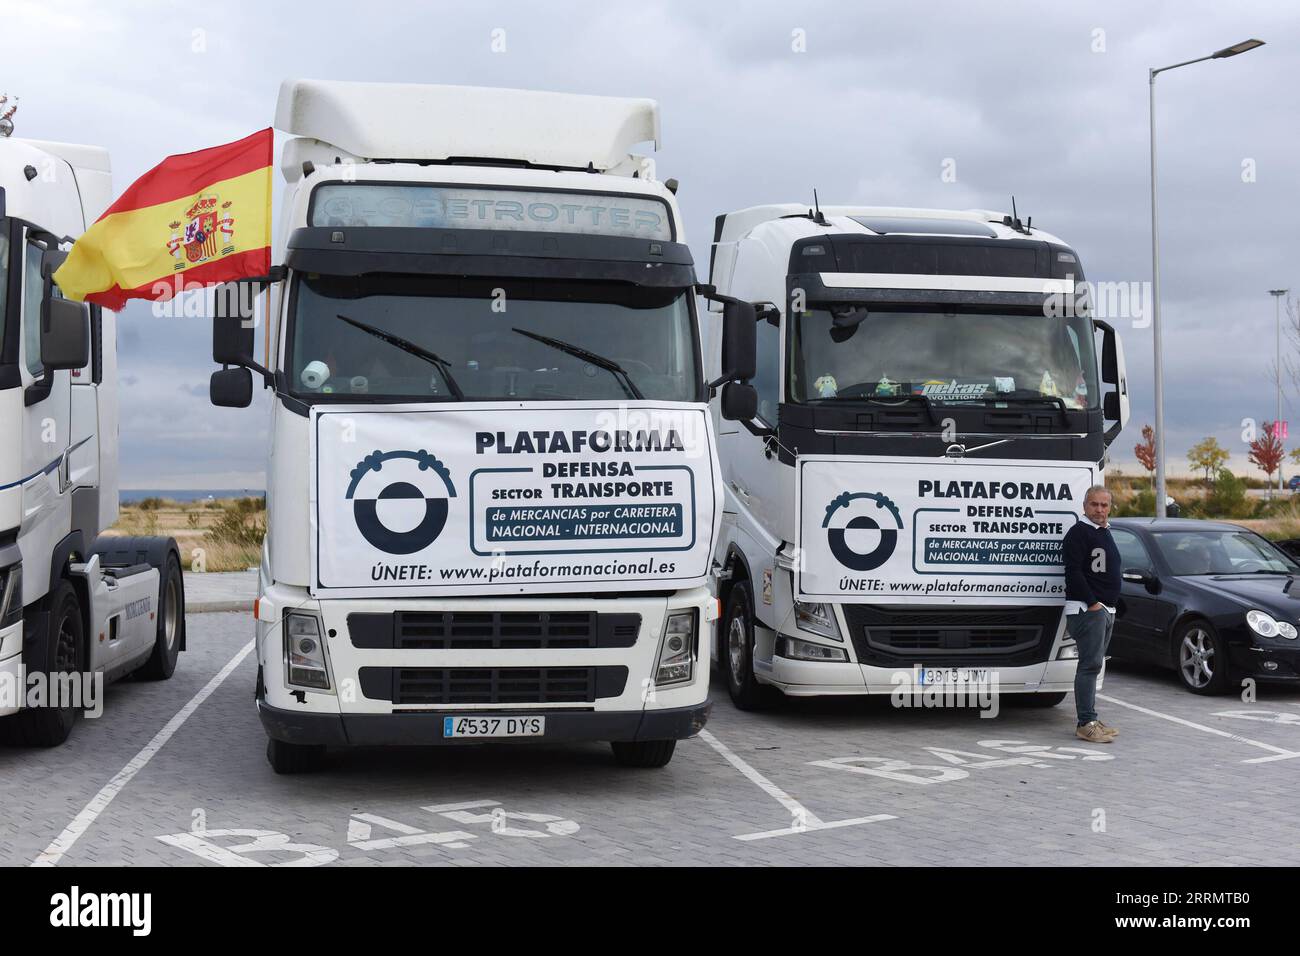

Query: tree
1248 421 1285 494
1187 437 1230 486
1134 424 1157 486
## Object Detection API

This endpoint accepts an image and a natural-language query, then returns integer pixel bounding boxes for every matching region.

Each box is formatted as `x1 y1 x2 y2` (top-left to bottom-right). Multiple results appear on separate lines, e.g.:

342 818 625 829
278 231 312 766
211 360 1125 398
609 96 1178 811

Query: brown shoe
1097 720 1118 737
1075 720 1115 743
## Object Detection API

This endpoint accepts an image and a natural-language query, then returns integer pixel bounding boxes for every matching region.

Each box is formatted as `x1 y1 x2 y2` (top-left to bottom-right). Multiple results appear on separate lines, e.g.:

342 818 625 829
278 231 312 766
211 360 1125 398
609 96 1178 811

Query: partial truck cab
0 132 184 745
705 204 1130 707
211 81 725 772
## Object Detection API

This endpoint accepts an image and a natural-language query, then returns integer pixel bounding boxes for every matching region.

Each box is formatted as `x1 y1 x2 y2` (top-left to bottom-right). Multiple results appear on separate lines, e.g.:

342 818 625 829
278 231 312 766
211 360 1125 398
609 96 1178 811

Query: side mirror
720 300 757 383
720 382 758 422
213 314 256 365
1121 567 1159 592
1095 319 1130 444
210 367 254 408
40 296 90 370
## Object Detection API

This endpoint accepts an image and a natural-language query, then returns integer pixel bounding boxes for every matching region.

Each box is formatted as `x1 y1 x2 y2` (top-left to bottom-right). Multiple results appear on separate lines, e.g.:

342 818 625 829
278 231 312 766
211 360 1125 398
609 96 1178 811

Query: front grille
358 666 629 705
843 604 1061 667
348 611 640 650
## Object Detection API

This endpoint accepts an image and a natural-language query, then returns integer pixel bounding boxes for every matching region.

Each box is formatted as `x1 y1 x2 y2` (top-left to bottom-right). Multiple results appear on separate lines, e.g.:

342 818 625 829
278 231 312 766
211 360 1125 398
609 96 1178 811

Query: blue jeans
1067 608 1114 725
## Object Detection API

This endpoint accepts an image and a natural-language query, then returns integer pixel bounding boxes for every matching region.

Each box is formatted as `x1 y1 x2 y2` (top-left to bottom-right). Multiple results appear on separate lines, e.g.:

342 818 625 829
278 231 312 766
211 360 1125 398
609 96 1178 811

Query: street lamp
1272 288 1289 495
1150 39 1265 517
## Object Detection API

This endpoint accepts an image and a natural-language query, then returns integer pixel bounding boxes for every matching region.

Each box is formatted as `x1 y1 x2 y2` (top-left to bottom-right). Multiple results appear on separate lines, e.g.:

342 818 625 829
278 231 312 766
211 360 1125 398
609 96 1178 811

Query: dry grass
105 497 265 572
1236 500 1300 541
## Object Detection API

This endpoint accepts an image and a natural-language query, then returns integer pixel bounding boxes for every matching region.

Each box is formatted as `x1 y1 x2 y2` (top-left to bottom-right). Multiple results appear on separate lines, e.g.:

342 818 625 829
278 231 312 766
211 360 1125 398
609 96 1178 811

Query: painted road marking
1098 693 1300 764
1212 709 1300 727
810 740 1113 786
32 639 256 867
697 729 895 841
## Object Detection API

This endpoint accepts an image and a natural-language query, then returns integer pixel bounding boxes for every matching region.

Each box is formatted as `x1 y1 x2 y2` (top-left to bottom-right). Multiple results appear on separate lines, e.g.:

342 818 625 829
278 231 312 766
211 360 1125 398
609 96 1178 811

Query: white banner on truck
309 402 719 596
795 456 1097 604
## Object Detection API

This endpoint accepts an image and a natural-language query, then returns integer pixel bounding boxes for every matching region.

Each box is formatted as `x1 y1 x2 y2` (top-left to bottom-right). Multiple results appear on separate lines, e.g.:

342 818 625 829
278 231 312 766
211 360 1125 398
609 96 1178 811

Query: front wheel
13 581 85 746
611 739 676 768
266 737 327 774
723 582 780 711
1176 620 1229 694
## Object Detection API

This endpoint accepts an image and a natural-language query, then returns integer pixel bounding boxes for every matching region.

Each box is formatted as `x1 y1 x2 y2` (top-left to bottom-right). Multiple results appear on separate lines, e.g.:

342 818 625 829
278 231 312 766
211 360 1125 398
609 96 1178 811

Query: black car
1107 518 1300 694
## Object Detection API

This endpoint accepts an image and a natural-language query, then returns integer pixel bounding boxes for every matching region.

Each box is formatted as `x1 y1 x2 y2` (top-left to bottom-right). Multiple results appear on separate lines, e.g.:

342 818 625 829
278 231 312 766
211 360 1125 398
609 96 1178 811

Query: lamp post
1272 288 1289 495
1149 38 1265 517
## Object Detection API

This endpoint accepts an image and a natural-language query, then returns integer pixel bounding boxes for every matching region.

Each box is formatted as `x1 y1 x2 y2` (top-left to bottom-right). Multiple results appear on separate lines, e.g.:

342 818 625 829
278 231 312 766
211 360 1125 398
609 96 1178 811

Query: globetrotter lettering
475 430 685 455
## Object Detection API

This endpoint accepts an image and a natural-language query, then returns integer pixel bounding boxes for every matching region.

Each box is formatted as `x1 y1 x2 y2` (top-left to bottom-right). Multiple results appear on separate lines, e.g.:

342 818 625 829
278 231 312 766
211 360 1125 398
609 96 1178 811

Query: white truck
210 80 737 773
0 129 185 745
705 204 1129 708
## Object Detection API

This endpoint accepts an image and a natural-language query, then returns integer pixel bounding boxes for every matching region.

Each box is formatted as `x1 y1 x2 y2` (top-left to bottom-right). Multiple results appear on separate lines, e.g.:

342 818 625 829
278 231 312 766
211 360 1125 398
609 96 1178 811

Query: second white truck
705 203 1130 708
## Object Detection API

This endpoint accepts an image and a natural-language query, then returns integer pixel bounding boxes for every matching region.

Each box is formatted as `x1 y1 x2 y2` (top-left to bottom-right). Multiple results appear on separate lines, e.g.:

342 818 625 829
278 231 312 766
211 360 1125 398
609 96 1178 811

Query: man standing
1062 485 1122 742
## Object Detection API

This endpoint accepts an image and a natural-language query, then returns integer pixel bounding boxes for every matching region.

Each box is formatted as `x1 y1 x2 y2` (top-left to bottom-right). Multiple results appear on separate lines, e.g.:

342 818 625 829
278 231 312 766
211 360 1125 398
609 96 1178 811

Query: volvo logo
346 449 456 555
822 491 904 571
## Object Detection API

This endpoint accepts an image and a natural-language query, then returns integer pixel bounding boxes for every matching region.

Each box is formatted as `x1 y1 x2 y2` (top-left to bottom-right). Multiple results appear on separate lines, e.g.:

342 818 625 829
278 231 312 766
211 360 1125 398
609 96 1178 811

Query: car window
1111 528 1153 572
1154 530 1298 575
23 240 44 378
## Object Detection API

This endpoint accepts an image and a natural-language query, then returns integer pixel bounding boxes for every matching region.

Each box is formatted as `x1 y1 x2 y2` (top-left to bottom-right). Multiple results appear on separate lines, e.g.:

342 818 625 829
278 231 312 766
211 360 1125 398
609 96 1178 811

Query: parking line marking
697 729 896 841
1097 693 1300 763
31 639 256 867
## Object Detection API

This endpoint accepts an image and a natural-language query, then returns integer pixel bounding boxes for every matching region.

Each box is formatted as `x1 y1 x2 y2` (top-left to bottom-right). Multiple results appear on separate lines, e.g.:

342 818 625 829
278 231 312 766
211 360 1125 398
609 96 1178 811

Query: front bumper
259 698 712 747
760 653 1077 696
1230 640 1300 682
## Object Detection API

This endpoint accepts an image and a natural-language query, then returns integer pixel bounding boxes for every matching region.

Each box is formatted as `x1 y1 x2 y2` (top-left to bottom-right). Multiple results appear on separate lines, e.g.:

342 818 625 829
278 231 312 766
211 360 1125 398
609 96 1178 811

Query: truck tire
611 739 676 768
13 581 86 747
723 581 780 711
266 736 327 774
136 551 183 680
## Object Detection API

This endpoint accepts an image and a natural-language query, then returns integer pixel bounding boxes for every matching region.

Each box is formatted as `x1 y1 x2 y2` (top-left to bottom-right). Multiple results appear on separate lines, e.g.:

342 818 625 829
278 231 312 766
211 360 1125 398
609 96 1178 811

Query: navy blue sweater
1062 520 1122 607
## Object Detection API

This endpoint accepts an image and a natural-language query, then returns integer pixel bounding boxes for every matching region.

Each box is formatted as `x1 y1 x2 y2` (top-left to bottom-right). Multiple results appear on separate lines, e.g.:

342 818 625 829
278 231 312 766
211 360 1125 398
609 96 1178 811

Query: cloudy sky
7 0 1298 488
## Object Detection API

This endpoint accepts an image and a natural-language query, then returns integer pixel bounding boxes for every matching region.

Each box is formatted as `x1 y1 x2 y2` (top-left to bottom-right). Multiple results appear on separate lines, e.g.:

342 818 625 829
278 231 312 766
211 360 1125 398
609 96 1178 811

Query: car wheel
723 581 779 711
1176 620 1229 695
610 739 676 768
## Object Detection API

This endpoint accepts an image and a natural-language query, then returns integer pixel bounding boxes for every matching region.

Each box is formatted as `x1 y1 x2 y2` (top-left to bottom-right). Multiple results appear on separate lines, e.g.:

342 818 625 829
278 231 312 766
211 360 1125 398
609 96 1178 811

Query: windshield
789 307 1099 408
288 274 699 403
1153 530 1300 575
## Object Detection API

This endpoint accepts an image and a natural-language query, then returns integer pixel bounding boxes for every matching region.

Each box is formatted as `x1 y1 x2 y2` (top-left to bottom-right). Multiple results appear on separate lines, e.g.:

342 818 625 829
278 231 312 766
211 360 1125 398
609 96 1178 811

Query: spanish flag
54 128 273 310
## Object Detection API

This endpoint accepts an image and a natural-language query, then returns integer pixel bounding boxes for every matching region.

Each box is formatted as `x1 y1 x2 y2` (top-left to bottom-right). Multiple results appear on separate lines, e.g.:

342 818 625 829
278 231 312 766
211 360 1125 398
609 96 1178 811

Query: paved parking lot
3 610 1299 867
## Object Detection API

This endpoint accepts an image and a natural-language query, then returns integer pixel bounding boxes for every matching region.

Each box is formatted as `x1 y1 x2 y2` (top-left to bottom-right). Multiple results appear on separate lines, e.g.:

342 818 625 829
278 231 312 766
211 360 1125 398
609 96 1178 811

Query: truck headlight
1056 641 1080 660
1246 609 1297 639
793 599 841 640
285 612 331 690
778 635 848 662
655 609 697 686
0 564 21 630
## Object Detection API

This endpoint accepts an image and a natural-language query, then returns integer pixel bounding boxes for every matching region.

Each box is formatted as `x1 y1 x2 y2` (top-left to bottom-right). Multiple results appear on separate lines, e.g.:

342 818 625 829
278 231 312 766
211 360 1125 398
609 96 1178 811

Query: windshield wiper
336 314 464 400
990 395 1070 420
865 392 938 424
512 328 644 400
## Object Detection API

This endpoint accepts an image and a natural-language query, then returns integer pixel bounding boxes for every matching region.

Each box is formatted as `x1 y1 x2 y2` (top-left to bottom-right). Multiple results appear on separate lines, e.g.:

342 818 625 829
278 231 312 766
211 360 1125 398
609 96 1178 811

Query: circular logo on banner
346 450 457 555
821 491 904 571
